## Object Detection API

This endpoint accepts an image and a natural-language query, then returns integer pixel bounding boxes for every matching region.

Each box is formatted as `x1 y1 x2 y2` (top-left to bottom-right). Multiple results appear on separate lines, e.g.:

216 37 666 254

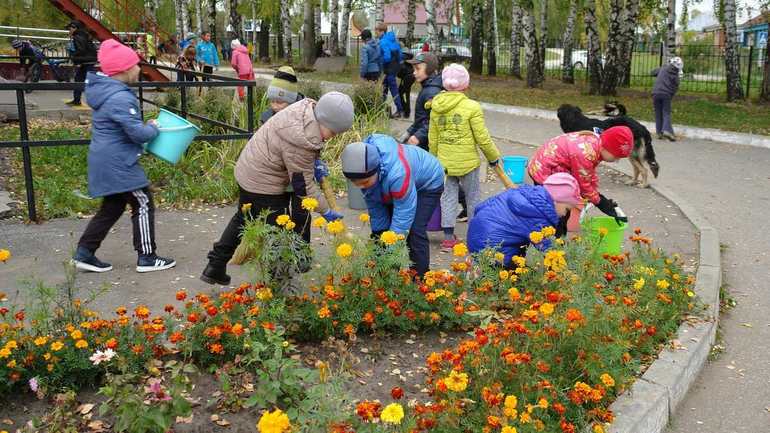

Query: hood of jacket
430 91 466 114
422 73 443 90
508 186 559 223
85 72 131 111
233 45 249 54
273 99 323 152
380 31 397 46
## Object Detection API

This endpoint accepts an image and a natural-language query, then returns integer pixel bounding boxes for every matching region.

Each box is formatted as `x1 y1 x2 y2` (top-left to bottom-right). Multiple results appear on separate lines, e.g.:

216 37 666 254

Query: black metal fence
0 63 257 221
439 41 767 96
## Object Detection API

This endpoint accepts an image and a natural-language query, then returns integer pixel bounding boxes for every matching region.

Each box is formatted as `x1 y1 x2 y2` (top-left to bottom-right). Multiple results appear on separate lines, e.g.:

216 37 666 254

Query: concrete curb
495 134 721 433
292 74 769 149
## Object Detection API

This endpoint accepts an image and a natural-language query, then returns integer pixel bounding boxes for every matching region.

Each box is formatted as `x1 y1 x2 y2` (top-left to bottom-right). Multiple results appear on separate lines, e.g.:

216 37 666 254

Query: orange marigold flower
187 312 199 323
391 386 404 400
262 322 275 331
164 304 174 313
115 306 127 316
487 415 502 428
134 305 150 319
169 332 184 343
231 323 244 336
175 290 187 301
565 308 584 322
206 305 218 317
355 400 382 421
131 344 144 354
105 338 118 349
209 343 224 354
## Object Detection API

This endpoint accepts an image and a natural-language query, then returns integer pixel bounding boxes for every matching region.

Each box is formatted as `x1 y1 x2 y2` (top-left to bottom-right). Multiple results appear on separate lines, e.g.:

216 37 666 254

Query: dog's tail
643 130 660 178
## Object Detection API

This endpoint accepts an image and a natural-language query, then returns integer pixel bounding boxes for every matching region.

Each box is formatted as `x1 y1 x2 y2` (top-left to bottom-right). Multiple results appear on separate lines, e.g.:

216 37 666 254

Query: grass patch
302 67 770 135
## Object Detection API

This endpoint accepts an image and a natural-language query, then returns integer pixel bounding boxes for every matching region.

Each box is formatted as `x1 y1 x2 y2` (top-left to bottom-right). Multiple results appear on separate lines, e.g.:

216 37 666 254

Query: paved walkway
443 112 770 433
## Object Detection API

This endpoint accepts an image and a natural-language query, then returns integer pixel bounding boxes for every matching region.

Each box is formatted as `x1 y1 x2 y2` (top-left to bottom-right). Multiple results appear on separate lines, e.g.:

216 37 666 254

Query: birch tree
340 0 352 55
208 0 217 40
619 0 640 86
721 0 744 100
561 0 578 83
584 0 602 94
469 0 484 74
329 0 340 54
510 0 523 78
280 3 292 60
665 0 675 60
406 0 417 47
486 0 497 75
194 0 203 33
230 0 243 43
522 0 543 86
314 7 321 41
303 0 316 66
600 0 625 94
538 0 547 76
375 0 385 24
426 0 438 51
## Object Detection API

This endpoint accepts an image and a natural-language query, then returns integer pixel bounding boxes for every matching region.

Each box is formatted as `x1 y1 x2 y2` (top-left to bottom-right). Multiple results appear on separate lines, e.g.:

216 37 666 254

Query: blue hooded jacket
361 134 444 234
467 186 560 265
196 40 220 66
360 38 382 77
85 72 159 198
379 31 402 75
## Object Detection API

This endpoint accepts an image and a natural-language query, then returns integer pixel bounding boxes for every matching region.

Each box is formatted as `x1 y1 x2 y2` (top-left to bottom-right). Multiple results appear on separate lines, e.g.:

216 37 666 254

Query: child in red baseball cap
71 39 176 274
528 126 633 231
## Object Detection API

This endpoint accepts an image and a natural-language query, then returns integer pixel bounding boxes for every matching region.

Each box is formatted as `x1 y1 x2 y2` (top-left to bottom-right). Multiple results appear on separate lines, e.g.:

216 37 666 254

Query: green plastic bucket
145 109 200 164
585 216 628 255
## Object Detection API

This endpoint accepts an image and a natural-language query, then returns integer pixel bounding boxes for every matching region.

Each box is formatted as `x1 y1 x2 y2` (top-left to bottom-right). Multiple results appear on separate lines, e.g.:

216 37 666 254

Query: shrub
299 80 324 101
350 80 387 117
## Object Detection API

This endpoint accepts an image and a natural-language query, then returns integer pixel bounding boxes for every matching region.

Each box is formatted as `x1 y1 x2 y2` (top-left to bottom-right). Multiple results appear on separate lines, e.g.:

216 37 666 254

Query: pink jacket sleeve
566 136 601 204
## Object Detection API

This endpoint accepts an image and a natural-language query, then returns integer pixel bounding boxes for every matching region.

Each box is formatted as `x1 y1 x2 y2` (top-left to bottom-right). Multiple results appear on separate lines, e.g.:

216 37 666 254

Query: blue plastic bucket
145 109 200 164
502 156 528 184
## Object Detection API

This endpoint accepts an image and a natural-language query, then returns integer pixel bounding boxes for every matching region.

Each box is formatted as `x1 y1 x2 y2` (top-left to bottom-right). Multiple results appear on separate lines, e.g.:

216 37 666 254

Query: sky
686 0 767 23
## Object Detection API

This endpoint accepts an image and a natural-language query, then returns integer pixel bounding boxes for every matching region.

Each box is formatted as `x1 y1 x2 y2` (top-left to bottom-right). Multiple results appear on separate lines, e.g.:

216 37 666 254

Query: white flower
89 348 116 365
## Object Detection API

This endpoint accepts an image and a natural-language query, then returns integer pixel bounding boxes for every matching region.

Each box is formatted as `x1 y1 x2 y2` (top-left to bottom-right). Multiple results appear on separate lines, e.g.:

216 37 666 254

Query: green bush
349 81 387 117
298 80 323 101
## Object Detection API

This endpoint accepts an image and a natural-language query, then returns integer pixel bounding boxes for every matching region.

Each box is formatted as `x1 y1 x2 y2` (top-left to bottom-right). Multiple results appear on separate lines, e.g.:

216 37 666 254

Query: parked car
408 44 472 63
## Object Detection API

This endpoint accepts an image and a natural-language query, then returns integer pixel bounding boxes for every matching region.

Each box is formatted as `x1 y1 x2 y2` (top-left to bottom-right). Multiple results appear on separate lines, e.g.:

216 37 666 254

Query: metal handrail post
16 89 37 222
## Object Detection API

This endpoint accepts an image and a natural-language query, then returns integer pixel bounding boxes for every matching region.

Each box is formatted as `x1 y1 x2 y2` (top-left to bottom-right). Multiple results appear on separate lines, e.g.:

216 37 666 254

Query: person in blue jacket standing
71 39 175 274
341 134 444 276
375 23 405 118
196 31 220 81
359 29 382 81
467 173 582 267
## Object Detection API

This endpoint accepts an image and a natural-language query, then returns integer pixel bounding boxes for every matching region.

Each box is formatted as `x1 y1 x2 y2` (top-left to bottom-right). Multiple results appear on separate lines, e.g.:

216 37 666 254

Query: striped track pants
78 187 156 256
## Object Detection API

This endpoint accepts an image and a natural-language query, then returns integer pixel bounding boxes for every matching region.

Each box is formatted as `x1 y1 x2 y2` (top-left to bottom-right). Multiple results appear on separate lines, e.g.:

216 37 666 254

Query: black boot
200 263 231 286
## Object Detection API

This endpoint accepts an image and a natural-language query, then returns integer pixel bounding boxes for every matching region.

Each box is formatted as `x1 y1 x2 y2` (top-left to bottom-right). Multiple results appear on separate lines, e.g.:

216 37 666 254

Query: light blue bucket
502 156 528 184
145 109 201 164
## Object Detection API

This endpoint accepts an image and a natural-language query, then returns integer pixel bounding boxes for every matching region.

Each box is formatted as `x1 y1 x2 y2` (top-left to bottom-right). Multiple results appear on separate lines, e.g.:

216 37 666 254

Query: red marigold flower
187 312 199 323
209 343 224 354
175 290 187 301
565 308 584 322
164 304 174 313
391 386 404 400
0 307 8 316
646 325 657 336
261 322 275 331
355 400 382 421
552 402 566 415
105 338 118 349
206 305 218 317
560 419 576 433
604 272 615 282
169 331 184 343
196 294 210 304
14 310 25 321
134 305 150 319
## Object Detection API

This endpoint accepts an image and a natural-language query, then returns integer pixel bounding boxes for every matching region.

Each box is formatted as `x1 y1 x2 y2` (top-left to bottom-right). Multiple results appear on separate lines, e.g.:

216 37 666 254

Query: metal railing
0 64 256 221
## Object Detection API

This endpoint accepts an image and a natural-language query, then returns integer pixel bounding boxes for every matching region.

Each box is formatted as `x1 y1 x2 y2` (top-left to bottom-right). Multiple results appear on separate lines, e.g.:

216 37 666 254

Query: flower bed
0 220 697 432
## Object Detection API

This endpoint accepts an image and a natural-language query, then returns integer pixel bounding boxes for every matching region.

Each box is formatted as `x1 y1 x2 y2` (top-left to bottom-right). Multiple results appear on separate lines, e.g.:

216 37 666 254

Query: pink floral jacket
528 132 604 204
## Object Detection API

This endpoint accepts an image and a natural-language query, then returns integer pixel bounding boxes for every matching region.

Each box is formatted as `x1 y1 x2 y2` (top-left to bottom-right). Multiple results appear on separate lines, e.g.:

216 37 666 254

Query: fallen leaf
176 414 194 424
741 323 753 328
77 403 95 415
216 419 231 427
2 419 13 426
210 414 220 422
87 420 107 432
726 365 736 370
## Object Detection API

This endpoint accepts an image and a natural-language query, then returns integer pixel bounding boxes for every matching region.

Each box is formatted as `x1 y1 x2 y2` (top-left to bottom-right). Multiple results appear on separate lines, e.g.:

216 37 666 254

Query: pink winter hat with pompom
442 63 470 91
98 39 140 76
543 173 582 206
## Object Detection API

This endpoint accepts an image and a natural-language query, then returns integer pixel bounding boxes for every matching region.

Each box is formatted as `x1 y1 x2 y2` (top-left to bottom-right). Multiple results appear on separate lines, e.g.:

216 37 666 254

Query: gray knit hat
314 91 354 134
341 141 380 179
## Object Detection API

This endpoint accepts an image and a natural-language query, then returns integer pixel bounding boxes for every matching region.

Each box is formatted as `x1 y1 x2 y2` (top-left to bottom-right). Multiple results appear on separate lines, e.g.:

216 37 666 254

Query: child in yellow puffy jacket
428 63 501 249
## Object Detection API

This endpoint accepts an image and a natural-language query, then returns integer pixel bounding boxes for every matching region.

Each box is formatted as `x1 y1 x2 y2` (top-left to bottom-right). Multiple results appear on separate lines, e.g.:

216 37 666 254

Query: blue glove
322 209 344 221
314 159 330 183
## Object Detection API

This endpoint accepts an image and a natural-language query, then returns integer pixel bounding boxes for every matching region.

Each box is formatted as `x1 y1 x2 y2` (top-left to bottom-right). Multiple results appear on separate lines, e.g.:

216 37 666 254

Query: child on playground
71 39 175 274
428 63 501 250
201 92 354 286
341 134 444 276
467 173 582 268
527 127 633 232
230 39 254 100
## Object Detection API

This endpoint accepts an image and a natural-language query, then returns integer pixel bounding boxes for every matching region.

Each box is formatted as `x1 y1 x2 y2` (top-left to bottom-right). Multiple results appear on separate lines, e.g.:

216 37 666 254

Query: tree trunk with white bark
522 1 542 87
375 0 385 24
194 0 203 34
538 0 547 77
619 0 640 86
426 0 438 51
314 7 321 41
722 0 744 101
470 0 484 74
230 0 242 42
340 0 352 56
251 1 257 61
561 0 577 83
281 3 292 61
485 0 497 75
584 0 602 94
600 0 625 95
208 0 217 40
665 0 675 60
510 0 522 78
329 0 339 54
406 0 417 48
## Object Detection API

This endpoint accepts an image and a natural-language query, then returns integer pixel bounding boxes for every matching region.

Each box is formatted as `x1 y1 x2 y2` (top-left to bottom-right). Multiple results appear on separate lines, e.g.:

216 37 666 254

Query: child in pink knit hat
429 63 501 250
71 39 176 274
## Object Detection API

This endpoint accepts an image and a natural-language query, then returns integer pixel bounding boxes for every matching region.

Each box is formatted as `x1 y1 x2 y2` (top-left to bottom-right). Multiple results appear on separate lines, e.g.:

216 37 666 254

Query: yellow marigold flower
429 312 441 322
50 341 64 351
34 336 49 346
529 231 544 244
257 408 291 433
276 214 291 226
301 197 318 212
504 394 518 409
537 398 549 409
453 242 469 257
4 340 18 350
317 306 331 319
284 221 296 230
0 249 10 262
543 250 567 272
512 256 527 268
508 287 521 302
600 373 615 387
256 287 273 301
358 213 370 223
336 243 353 258
656 279 670 290
494 252 505 262
6 359 16 368
539 303 555 316
502 426 518 433
633 278 645 291
0 348 10 359
520 412 532 423
499 270 510 280
425 277 436 287
687 290 695 298
593 424 606 433
70 330 83 340
312 216 327 228
75 339 88 349
43 353 51 361
380 403 405 424
380 230 399 245
241 203 252 213
326 220 346 235
541 226 556 237
444 370 469 392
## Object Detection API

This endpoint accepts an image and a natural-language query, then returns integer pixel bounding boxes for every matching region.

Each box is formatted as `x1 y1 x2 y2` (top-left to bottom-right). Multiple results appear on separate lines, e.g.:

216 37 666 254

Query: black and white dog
556 103 660 187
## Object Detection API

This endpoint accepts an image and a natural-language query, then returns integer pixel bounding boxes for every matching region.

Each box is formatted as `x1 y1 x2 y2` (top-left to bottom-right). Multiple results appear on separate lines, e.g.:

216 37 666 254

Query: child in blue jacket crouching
341 134 444 276
71 39 175 274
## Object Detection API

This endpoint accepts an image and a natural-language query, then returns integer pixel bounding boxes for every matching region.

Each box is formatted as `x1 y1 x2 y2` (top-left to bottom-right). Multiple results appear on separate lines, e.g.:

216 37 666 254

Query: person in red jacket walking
528 126 633 232
230 39 254 100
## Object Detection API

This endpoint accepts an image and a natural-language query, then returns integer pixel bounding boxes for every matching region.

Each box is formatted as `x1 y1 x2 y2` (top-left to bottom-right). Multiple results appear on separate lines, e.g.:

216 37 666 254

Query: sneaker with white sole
71 253 113 273
136 254 176 273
